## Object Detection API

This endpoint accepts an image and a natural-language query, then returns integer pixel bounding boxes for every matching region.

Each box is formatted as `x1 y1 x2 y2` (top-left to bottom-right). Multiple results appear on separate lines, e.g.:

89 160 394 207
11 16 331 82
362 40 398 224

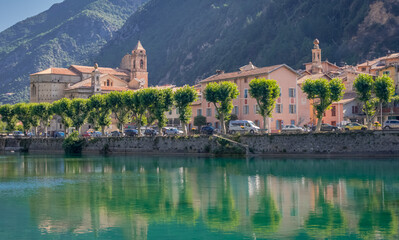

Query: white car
228 120 260 134
165 128 184 136
383 120 399 129
281 125 304 133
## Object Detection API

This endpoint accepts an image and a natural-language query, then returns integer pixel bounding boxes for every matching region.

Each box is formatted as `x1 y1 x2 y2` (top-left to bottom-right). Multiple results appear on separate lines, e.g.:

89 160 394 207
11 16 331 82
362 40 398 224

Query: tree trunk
182 122 187 136
101 126 105 136
380 102 383 128
45 125 48 138
263 116 270 134
316 116 323 132
220 114 226 134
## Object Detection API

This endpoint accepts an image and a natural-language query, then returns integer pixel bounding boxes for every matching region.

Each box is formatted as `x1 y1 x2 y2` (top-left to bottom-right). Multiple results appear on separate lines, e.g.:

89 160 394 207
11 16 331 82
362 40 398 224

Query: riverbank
1 130 399 156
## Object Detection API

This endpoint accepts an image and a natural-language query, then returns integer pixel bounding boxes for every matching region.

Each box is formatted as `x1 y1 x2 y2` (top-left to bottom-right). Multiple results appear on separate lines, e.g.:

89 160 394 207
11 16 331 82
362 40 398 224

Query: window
140 59 144 69
244 78 248 83
276 104 282 113
255 120 260 126
352 106 359 114
206 108 212 117
361 67 366 72
244 105 249 115
289 88 296 98
383 71 390 76
279 88 282 96
234 106 239 115
197 109 202 116
289 105 296 114
169 110 172 115
291 120 295 125
331 106 336 117
331 121 336 126
244 89 248 98
254 105 260 114
276 120 282 130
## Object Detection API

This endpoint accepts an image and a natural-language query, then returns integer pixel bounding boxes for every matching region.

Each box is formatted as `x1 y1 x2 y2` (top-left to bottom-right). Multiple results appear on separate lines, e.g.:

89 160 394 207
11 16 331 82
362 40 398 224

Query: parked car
201 126 215 135
27 132 35 137
344 122 367 131
144 129 158 136
312 123 341 132
111 131 123 137
82 131 92 137
13 131 24 137
165 128 184 136
124 129 139 137
383 120 399 129
228 120 260 134
54 132 65 138
92 131 102 137
281 125 304 133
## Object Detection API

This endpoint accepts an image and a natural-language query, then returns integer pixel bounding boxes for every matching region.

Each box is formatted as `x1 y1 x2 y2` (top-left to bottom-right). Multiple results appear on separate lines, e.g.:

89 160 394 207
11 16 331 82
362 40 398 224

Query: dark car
312 123 340 132
124 129 139 137
201 126 215 135
111 131 123 137
144 129 158 136
54 132 65 138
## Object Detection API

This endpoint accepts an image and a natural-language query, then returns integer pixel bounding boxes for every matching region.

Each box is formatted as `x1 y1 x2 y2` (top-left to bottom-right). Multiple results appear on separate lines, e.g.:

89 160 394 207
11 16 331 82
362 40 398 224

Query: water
0 154 399 240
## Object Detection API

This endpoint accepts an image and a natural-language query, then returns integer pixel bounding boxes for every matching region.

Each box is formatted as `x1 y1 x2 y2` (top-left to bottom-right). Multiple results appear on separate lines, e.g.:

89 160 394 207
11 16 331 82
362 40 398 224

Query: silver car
165 128 184 136
383 120 399 129
281 125 304 133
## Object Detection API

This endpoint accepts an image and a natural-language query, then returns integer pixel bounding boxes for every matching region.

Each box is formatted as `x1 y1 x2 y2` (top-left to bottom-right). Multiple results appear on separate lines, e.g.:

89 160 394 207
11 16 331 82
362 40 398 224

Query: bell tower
91 63 102 95
129 41 148 89
311 39 323 74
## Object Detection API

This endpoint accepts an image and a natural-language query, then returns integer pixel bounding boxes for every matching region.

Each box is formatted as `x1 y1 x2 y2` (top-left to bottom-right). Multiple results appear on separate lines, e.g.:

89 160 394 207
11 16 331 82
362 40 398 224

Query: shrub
62 132 85 154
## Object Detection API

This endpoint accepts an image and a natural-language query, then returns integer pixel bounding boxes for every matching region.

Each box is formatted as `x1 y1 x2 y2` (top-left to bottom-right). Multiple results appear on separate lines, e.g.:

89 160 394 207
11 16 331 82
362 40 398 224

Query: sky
0 0 63 32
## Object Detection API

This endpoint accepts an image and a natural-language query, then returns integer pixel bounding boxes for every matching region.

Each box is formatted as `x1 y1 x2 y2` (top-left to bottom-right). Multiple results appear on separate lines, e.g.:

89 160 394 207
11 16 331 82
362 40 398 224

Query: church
30 41 148 103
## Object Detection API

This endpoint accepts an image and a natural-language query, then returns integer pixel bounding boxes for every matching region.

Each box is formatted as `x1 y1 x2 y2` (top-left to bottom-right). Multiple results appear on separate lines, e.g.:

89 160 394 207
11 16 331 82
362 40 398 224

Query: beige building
30 41 149 135
30 41 148 103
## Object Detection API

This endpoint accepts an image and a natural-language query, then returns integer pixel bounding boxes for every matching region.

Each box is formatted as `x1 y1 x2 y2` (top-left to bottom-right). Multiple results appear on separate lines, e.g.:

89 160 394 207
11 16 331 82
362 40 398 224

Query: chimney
216 70 225 75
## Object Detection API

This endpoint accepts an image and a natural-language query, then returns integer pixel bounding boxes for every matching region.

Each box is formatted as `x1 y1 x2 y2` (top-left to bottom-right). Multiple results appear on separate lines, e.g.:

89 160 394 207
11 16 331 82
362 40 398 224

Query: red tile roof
200 64 295 83
31 68 78 76
70 65 129 76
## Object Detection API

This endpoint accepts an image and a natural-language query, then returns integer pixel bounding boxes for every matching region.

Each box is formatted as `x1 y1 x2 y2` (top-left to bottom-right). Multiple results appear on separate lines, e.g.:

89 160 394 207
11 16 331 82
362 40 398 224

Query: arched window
31 84 36 97
107 80 110 86
133 61 136 69
140 59 144 69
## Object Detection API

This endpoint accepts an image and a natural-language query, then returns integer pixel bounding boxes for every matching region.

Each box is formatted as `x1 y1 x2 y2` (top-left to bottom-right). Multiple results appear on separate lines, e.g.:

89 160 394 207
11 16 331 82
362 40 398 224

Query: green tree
203 81 239 134
302 78 345 132
126 89 155 136
353 74 377 128
13 103 33 134
0 104 17 133
249 78 280 134
52 98 73 135
88 94 112 135
31 102 53 137
69 99 89 134
374 74 395 125
194 115 207 130
105 91 130 131
28 103 41 135
173 85 198 136
149 88 174 134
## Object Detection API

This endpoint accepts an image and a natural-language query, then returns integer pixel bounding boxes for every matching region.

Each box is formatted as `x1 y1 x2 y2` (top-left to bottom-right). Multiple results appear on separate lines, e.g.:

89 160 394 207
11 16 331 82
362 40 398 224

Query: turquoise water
0 154 399 239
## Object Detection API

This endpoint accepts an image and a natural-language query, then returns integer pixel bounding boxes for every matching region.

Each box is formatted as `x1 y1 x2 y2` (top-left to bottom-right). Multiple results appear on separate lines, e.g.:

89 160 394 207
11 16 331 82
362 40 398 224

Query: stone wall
1 131 399 155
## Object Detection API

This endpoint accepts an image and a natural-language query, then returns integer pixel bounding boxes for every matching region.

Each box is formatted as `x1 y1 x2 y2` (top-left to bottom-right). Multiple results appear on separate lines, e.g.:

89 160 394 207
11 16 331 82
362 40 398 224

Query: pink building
191 63 308 132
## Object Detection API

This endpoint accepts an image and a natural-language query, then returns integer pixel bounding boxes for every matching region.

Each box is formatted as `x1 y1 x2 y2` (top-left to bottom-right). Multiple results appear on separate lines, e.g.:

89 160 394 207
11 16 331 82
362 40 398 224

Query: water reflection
0 155 399 239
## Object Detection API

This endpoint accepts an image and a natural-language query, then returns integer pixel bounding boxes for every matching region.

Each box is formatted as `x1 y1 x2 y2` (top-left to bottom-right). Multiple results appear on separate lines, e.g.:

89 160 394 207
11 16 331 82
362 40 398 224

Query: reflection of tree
204 176 240 232
305 191 346 238
251 191 281 236
358 195 398 239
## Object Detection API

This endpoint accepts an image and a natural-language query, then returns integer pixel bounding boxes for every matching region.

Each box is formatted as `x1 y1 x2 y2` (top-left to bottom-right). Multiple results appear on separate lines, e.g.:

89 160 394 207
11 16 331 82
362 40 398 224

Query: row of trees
0 74 394 136
0 86 198 136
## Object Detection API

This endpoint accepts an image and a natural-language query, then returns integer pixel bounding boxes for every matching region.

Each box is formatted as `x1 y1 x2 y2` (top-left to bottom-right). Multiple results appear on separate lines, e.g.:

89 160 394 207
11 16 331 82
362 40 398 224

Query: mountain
0 0 147 104
97 0 399 87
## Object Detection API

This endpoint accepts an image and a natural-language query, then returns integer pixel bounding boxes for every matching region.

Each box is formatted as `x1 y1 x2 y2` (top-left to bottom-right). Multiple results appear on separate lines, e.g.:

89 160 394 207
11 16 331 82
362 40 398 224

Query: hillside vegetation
98 0 399 86
0 0 147 104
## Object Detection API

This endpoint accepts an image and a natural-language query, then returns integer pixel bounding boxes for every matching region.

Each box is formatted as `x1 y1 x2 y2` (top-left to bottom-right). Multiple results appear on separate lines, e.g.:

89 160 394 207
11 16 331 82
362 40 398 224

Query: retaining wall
1 131 399 155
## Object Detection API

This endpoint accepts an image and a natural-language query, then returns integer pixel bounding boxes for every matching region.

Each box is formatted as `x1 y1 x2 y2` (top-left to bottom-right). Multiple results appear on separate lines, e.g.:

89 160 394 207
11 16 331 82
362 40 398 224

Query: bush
62 132 85 154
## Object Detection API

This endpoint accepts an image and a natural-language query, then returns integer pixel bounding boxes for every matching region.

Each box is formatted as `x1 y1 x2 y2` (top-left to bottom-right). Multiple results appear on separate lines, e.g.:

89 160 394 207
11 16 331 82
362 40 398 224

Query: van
228 120 260 134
